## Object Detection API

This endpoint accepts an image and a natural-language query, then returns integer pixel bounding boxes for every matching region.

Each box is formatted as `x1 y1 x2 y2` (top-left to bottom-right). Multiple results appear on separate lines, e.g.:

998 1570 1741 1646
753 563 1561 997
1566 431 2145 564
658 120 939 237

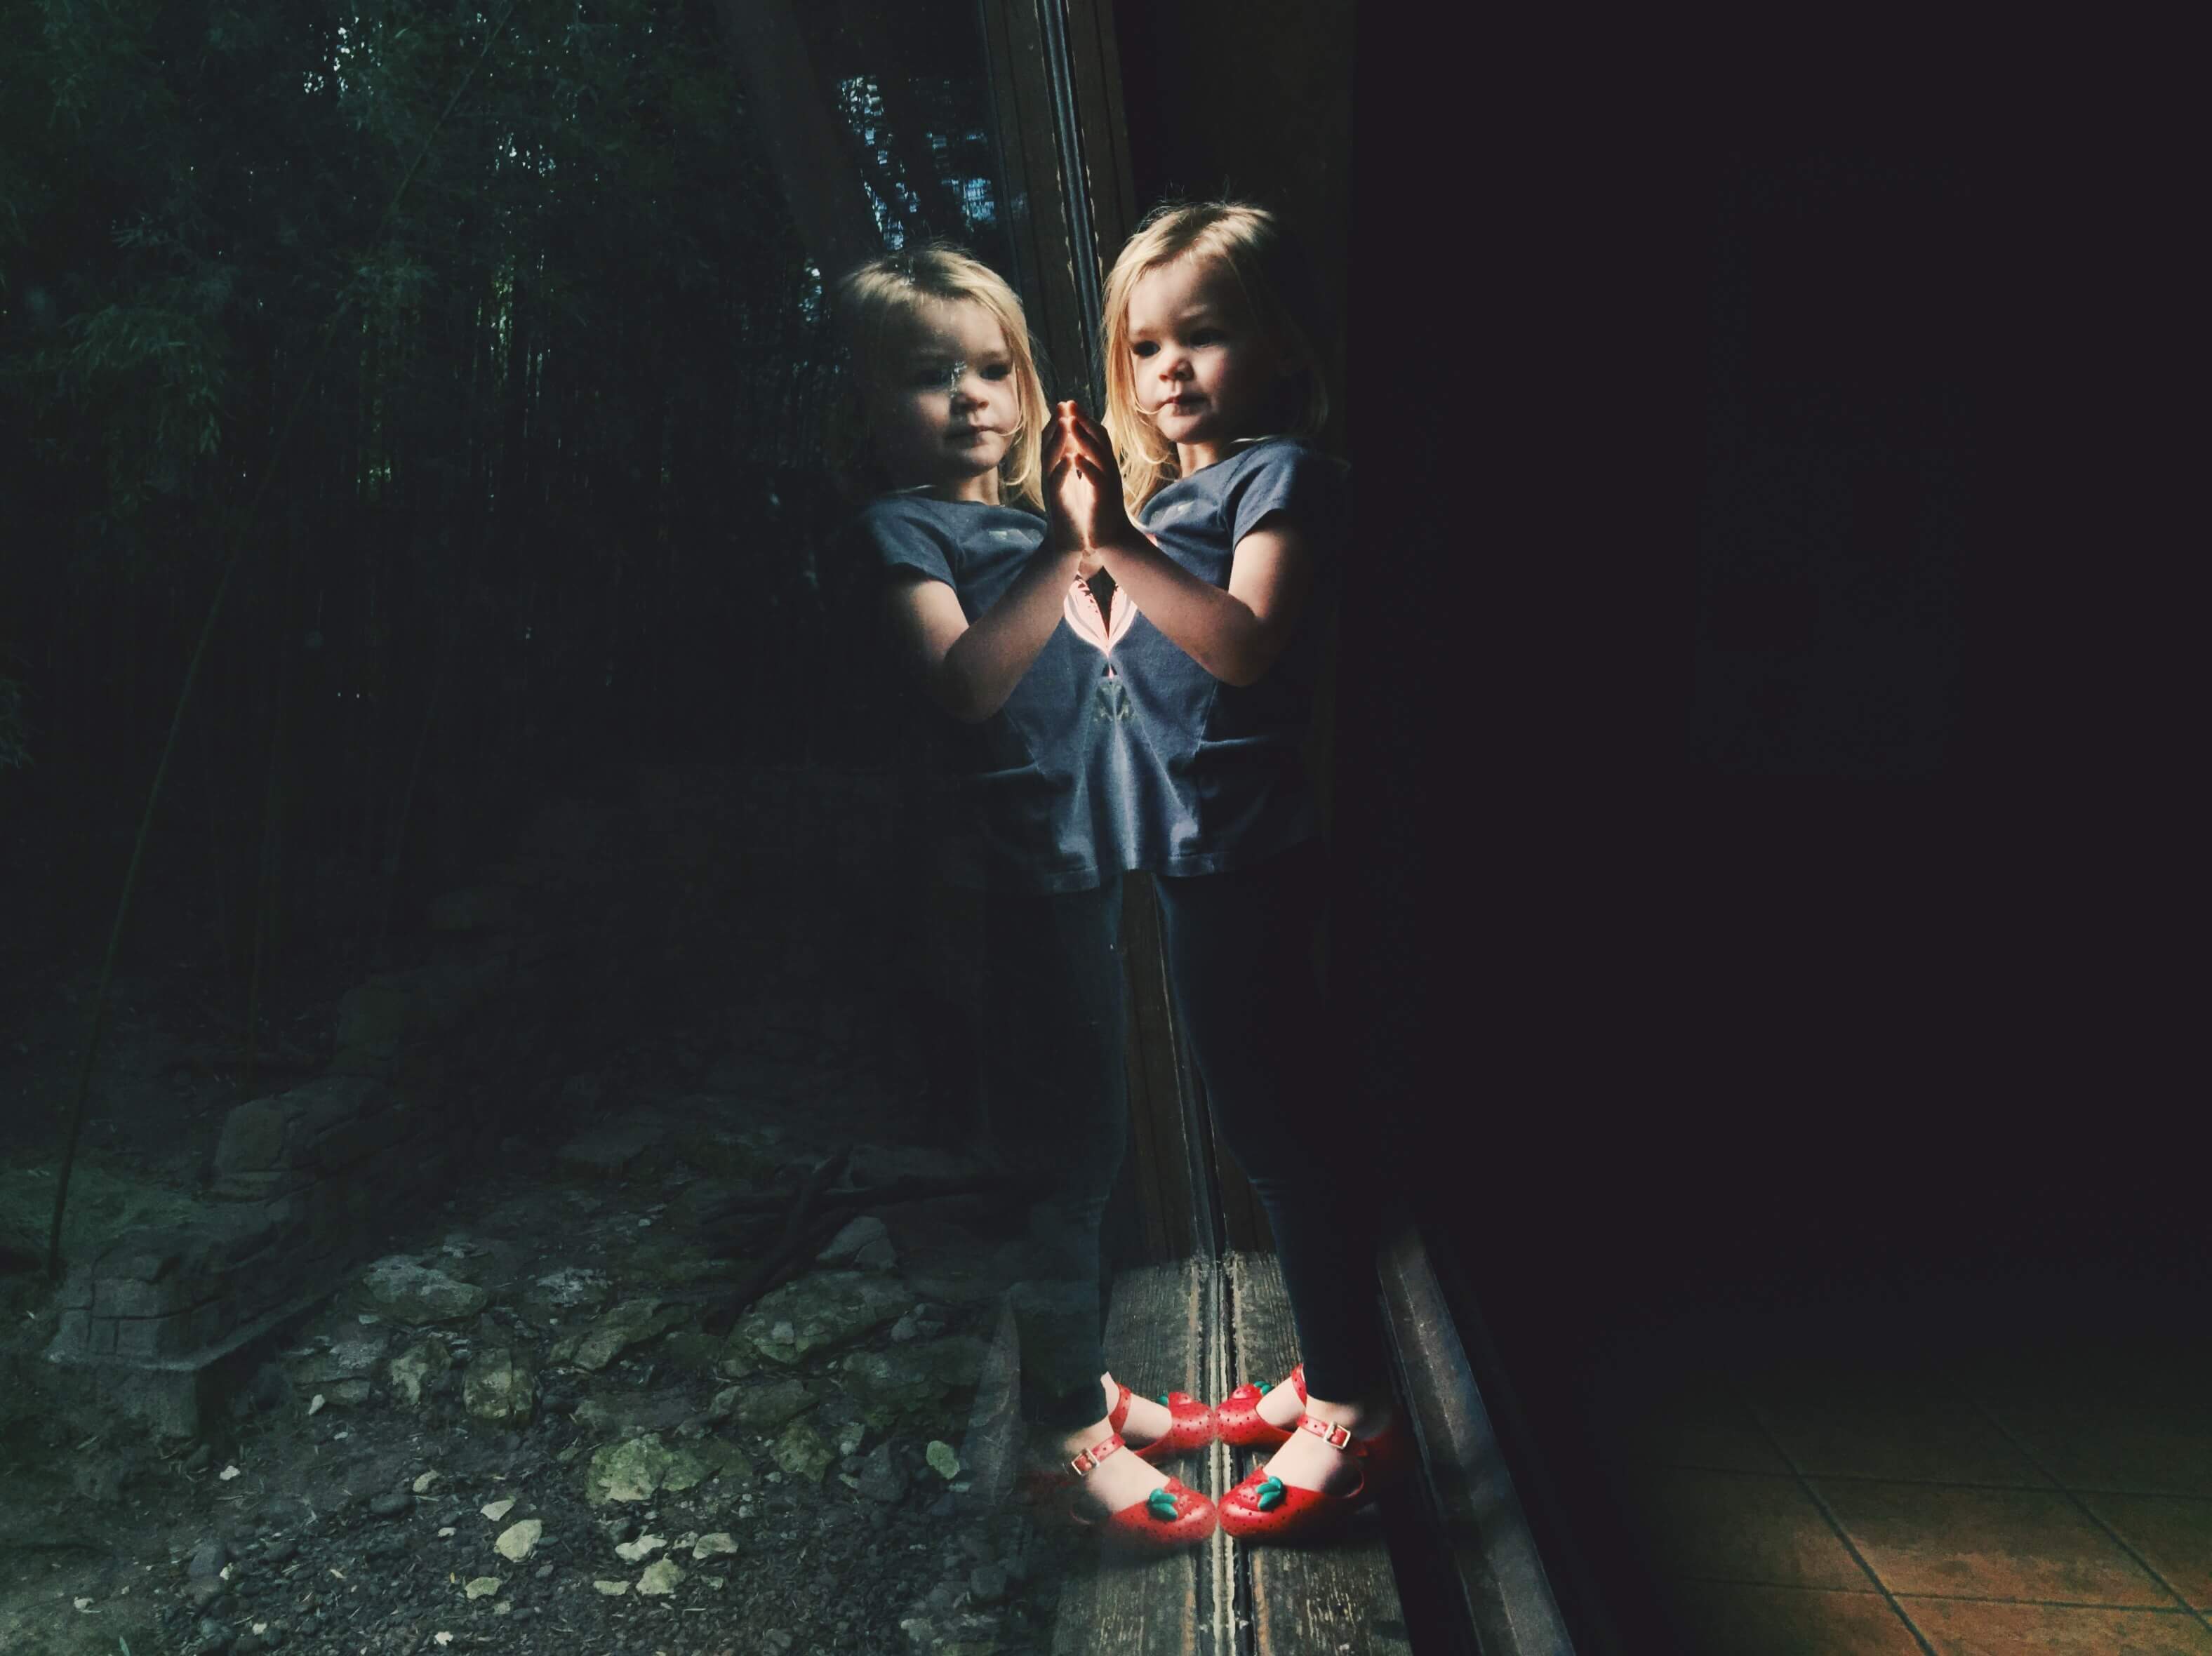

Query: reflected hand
1053 403 1135 555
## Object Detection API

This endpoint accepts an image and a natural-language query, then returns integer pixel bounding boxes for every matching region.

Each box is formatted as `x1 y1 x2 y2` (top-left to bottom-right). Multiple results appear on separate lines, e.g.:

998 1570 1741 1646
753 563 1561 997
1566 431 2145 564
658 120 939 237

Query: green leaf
1146 1488 1178 1521
1254 1476 1285 1511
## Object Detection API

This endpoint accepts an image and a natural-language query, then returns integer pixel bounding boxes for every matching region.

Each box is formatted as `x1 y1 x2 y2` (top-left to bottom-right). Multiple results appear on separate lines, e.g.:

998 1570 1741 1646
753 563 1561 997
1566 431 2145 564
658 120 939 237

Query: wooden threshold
1048 1256 1228 1655
1227 1250 1415 1656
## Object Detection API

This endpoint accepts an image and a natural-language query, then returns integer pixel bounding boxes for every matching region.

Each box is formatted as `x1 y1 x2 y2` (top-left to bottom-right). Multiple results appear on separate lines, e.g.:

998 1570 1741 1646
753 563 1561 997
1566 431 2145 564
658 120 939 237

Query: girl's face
867 299 1024 503
1123 255 1291 472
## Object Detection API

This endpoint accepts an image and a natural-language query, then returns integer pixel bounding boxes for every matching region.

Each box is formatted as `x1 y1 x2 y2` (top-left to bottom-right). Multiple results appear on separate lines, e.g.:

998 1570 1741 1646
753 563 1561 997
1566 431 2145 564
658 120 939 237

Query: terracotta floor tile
1613 1373 1791 1474
1973 1400 2212 1497
1746 1367 2049 1487
1624 1469 1870 1590
1663 1580 1926 1656
1903 1598 2212 1655
2084 1495 2212 1609
1817 1481 2176 1605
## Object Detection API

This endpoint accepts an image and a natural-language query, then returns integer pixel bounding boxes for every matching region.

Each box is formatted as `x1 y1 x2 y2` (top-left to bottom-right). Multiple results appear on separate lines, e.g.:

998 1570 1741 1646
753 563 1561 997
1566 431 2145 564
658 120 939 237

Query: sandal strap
1106 1380 1133 1431
1069 1432 1126 1478
1296 1413 1357 1452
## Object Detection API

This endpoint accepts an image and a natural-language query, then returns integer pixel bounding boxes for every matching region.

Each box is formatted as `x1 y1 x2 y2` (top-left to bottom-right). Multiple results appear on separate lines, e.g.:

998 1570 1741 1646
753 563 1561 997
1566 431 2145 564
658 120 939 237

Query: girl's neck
901 472 1004 506
1174 432 1277 478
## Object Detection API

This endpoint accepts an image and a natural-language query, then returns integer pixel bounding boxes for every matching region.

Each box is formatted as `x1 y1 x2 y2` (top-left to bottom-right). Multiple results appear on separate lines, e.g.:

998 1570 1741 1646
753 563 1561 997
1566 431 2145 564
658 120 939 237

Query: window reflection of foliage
1 0 1006 822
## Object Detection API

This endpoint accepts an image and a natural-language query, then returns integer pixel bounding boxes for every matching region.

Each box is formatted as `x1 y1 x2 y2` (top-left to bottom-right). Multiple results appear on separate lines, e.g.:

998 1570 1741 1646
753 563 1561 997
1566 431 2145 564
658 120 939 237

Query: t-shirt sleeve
1225 445 1350 563
852 501 958 587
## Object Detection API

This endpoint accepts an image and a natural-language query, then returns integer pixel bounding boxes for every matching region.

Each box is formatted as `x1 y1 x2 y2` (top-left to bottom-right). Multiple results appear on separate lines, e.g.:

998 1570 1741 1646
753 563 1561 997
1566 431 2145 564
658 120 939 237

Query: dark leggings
980 839 1387 1433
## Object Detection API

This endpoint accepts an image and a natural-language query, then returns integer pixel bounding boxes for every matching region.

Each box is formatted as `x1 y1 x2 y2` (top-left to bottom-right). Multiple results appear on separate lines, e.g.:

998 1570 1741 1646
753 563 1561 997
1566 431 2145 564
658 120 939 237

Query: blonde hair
1101 201 1331 512
833 245 1050 510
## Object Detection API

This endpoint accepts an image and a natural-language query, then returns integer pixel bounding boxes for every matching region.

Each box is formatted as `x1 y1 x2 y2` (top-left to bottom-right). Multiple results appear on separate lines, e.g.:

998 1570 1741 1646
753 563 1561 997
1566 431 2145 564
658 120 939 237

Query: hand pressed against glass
865 298 1026 503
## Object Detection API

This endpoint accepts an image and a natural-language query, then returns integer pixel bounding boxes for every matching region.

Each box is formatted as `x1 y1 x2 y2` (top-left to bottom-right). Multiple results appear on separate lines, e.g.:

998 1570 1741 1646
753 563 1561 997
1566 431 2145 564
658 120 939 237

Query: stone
494 1519 541 1562
693 1532 738 1559
554 1119 665 1179
182 1443 213 1475
480 1498 516 1522
462 1347 537 1427
353 1257 487 1325
570 1299 684 1372
368 1491 413 1521
463 1576 501 1600
915 1336 990 1389
521 1266 611 1318
584 1434 712 1505
635 1558 683 1596
593 1579 629 1596
733 1377 818 1432
857 1442 907 1505
188 1538 230 1581
815 1215 889 1264
658 1331 730 1376
613 1533 665 1563
853 1236 898 1271
768 1421 834 1485
731 1271 908 1366
387 1338 453 1407
926 1441 961 1481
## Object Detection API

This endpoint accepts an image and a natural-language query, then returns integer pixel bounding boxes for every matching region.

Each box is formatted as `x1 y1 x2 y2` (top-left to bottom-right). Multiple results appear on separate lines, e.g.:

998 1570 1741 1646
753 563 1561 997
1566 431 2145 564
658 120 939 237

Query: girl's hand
1042 407 1088 556
1055 405 1137 554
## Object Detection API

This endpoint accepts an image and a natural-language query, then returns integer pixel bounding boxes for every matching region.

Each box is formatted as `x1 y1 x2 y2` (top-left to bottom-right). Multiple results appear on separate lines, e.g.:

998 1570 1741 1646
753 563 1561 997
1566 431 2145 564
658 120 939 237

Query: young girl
1055 201 1414 1540
834 246 1218 1549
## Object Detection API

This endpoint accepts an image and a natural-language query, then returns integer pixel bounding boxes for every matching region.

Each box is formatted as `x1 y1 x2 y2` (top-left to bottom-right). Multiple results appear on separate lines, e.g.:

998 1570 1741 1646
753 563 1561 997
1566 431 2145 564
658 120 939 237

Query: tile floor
1589 1275 2212 1654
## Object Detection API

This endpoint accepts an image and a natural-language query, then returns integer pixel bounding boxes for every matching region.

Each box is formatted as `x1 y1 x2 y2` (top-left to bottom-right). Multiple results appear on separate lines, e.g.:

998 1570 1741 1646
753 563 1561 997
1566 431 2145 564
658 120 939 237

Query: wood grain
1229 1250 1414 1656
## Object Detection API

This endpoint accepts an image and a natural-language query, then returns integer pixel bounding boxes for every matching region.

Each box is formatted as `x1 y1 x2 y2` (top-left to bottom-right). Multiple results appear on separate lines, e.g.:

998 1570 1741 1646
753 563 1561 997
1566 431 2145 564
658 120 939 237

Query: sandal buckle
1300 1415 1353 1450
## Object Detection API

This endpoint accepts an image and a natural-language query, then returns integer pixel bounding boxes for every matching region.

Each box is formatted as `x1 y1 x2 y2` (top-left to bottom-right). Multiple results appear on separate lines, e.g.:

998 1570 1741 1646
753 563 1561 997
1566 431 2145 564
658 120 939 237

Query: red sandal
1026 1431 1218 1550
1216 1410 1415 1541
1215 1363 1307 1448
1108 1380 1218 1462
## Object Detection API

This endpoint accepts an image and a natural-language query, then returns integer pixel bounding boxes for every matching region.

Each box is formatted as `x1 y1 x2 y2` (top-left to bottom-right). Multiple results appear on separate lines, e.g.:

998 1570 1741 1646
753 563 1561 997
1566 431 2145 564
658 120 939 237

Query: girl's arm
882 432 1087 723
1062 413 1319 688
882 542 1085 723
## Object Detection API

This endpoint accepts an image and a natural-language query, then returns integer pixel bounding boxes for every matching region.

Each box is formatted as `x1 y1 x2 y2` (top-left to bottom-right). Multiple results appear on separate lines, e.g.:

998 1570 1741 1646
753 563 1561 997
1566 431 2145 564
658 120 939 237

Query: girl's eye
981 363 1011 380
1131 341 1158 358
1190 330 1222 347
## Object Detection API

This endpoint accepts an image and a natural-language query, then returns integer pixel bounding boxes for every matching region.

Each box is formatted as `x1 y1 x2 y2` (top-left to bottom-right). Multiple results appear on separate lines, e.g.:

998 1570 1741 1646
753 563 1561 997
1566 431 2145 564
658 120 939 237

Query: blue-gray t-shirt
852 439 1344 891
853 492 1157 893
1119 436 1348 876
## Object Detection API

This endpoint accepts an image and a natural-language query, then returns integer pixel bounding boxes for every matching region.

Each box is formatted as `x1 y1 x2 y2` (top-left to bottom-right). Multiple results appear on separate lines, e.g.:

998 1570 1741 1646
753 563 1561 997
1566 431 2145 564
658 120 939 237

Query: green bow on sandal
1253 1476 1286 1512
1147 1488 1181 1521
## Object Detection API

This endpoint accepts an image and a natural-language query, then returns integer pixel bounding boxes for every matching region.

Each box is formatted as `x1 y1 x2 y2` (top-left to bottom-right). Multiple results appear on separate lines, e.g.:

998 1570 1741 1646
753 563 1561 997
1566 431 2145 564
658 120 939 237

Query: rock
733 1377 818 1432
613 1533 665 1563
323 1378 373 1408
658 1331 731 1376
889 1314 919 1342
636 1558 684 1596
480 1498 516 1522
353 1257 488 1325
195 1613 235 1651
260 1539 297 1566
368 1491 413 1521
571 1393 690 1443
188 1537 230 1582
463 1576 501 1600
731 1271 908 1366
521 1266 611 1318
182 1443 213 1475
493 1519 541 1562
769 1421 835 1485
704 1385 740 1424
570 1298 685 1372
593 1579 629 1596
815 1215 889 1264
462 1347 537 1427
853 1236 898 1271
968 1563 1008 1605
926 1441 961 1481
857 1442 908 1504
554 1119 665 1179
387 1338 453 1407
692 1533 738 1559
585 1434 702 1505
